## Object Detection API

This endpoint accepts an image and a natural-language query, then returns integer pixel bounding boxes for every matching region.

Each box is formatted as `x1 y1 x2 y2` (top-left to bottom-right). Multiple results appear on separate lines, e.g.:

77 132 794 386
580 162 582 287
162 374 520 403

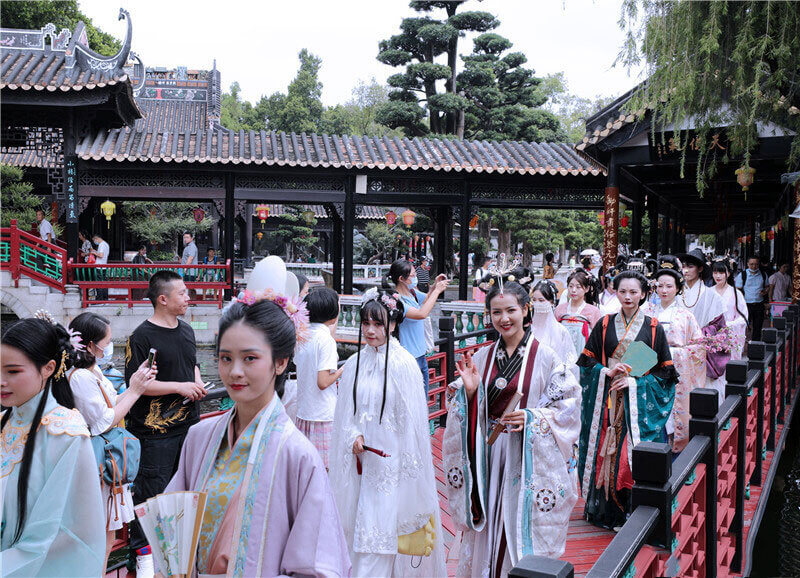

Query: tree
261 49 325 133
270 206 318 261
0 165 62 236
123 202 211 257
618 1 800 192
220 82 260 131
1 1 122 56
543 73 619 143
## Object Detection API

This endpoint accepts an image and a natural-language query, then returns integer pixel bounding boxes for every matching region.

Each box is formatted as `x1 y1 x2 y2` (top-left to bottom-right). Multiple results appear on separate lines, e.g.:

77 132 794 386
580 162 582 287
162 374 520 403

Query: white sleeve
69 370 115 436
316 334 339 373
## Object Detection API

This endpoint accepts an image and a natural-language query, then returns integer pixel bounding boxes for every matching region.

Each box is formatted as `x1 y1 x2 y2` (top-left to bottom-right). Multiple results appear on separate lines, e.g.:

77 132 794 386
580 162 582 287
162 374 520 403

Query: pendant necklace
682 282 701 309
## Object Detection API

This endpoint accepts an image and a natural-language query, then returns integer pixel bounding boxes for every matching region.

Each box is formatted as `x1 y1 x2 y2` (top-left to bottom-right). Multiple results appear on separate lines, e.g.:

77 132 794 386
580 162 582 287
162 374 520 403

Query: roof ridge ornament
71 7 132 72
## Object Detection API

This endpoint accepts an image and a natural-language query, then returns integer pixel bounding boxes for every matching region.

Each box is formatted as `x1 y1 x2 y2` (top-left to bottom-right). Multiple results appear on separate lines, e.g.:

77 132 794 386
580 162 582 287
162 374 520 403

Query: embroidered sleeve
39 407 89 437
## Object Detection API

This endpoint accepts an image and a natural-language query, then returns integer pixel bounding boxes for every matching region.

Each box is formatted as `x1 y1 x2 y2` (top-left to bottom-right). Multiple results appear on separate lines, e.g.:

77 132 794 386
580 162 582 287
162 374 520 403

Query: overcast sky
80 0 644 106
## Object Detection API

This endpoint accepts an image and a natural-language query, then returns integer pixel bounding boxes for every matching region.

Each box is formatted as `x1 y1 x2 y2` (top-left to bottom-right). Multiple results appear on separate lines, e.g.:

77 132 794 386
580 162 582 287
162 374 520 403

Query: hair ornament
482 253 521 293
361 287 399 312
232 289 310 343
53 350 68 381
661 262 674 269
67 327 86 352
34 309 56 325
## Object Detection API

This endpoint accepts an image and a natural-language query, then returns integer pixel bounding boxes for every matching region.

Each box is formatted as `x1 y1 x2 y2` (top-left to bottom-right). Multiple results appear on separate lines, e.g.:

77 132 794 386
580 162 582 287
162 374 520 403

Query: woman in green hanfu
443 267 582 577
577 270 678 530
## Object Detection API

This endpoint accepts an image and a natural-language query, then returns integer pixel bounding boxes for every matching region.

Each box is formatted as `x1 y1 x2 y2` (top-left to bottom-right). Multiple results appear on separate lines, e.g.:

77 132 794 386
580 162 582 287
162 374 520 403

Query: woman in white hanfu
711 259 748 360
530 281 579 376
643 260 706 453
443 269 581 578
330 288 446 578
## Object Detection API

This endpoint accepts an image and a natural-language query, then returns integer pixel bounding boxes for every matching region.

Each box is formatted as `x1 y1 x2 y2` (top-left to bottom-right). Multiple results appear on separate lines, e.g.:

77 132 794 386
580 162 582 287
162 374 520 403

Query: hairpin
233 289 310 343
661 262 674 269
34 309 56 325
53 350 68 381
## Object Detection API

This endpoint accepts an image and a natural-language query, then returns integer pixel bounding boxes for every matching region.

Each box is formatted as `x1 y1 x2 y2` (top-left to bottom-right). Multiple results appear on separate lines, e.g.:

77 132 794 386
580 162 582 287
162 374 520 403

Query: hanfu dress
643 301 705 452
165 394 351 577
1 390 106 577
555 302 603 359
577 311 677 529
681 281 727 402
716 285 748 360
329 338 447 577
443 329 582 577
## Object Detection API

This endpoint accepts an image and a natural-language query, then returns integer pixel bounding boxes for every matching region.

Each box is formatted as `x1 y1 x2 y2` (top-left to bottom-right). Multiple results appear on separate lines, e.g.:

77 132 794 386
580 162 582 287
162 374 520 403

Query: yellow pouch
397 515 436 557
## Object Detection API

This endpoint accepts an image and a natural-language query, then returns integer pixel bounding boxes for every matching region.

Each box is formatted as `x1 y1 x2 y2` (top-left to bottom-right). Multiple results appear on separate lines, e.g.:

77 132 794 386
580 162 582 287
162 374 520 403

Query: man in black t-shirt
125 270 207 576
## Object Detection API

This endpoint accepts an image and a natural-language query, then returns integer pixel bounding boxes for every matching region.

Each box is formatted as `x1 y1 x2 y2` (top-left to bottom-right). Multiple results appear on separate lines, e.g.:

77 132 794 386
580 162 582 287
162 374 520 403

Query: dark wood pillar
631 201 643 251
224 173 235 295
332 209 342 293
64 111 79 261
648 193 659 257
242 203 252 267
343 183 355 295
793 183 800 302
435 207 448 276
662 207 671 254
459 183 471 300
603 154 619 270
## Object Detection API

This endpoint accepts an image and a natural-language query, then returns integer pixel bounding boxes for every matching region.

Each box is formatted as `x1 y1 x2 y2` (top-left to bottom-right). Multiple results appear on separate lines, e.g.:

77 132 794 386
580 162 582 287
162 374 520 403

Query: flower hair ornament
232 289 310 343
361 287 399 311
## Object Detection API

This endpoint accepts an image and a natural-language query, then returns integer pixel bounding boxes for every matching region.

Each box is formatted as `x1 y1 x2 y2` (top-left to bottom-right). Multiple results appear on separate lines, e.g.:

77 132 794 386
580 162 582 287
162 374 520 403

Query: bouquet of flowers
689 325 742 355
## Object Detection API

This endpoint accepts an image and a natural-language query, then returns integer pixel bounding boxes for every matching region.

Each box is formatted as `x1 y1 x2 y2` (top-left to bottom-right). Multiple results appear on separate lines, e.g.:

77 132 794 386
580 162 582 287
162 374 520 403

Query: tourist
555 269 603 358
735 255 768 341
1 315 105 575
416 257 431 293
181 232 198 299
78 229 93 262
125 271 207 578
733 249 744 272
389 258 448 393
132 245 153 265
577 271 676 530
543 252 557 279
66 312 157 569
769 262 791 302
643 258 705 453
295 287 344 469
712 259 748 360
598 265 622 315
443 269 581 571
166 293 351 576
91 233 111 301
329 288 445 577
296 273 310 299
35 209 55 243
530 280 578 370
473 256 493 301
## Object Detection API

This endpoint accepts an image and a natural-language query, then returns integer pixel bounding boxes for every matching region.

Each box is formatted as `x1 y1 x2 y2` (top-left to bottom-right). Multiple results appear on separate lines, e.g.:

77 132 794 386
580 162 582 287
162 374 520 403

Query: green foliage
220 82 261 131
618 1 800 192
265 49 324 133
0 165 62 236
270 206 318 260
123 202 211 252
363 222 406 262
1 1 122 56
543 73 619 143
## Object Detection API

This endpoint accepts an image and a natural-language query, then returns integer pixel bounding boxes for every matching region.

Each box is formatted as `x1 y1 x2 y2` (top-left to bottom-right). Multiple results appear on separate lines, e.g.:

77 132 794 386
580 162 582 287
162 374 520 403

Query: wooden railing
67 260 232 308
0 220 67 292
514 304 800 578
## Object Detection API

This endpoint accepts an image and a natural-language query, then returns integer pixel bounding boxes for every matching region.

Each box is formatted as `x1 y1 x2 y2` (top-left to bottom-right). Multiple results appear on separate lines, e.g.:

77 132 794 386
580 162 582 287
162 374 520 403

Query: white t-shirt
38 219 55 242
770 272 791 301
95 240 110 264
295 323 340 421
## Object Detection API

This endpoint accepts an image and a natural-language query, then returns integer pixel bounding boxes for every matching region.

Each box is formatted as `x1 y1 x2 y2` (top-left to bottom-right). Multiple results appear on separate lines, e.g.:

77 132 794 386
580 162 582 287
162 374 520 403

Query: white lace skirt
102 481 135 531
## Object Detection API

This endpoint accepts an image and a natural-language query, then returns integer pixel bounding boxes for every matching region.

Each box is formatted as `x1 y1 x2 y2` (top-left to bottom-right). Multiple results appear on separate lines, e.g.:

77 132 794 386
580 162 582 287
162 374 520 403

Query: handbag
397 515 436 556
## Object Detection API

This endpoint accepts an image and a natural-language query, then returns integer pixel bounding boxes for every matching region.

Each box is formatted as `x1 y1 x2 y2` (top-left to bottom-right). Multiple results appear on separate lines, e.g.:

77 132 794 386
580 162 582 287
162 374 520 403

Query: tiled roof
0 148 58 168
576 87 644 152
0 10 133 92
262 204 384 220
76 129 603 176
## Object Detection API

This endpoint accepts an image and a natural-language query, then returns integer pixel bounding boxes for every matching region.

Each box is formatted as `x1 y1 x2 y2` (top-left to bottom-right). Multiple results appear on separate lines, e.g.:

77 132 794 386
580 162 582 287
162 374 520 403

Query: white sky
81 0 644 106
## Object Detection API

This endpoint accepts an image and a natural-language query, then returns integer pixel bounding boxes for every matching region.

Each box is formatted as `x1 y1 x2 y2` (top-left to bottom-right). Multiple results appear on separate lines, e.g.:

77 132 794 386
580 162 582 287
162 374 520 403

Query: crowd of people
0 247 790 577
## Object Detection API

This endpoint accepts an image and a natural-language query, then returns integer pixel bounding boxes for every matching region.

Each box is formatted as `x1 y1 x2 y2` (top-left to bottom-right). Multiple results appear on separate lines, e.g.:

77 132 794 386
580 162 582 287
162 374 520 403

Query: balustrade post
760 328 778 450
689 388 720 578
772 318 788 422
631 441 672 549
439 317 456 387
746 342 767 486
725 360 749 573
509 556 574 578
782 309 796 391
9 219 20 286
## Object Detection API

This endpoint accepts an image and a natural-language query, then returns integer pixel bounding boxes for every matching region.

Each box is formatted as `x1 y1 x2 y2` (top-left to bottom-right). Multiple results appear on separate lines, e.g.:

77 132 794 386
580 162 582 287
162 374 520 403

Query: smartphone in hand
147 348 157 369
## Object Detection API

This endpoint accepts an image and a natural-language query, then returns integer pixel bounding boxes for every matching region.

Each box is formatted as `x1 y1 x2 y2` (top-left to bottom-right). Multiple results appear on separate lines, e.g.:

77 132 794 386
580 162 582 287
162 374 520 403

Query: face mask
532 302 553 315
95 342 114 365
408 277 418 289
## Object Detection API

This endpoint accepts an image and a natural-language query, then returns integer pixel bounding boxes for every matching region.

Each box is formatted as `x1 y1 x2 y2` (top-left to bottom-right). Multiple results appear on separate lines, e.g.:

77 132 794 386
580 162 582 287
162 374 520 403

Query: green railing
0 220 68 292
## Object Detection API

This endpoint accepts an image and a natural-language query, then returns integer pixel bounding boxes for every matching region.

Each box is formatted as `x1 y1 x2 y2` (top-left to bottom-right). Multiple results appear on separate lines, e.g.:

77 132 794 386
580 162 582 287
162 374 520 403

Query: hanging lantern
768 229 775 240
385 210 397 226
193 207 205 224
255 204 270 225
760 231 767 241
735 166 756 191
301 208 316 224
620 215 629 228
469 214 479 229
256 231 264 240
597 211 605 225
402 209 416 226
100 199 116 229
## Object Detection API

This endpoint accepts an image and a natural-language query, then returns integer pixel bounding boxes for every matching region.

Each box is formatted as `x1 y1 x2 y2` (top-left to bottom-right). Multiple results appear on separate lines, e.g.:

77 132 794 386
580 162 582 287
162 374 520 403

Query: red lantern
256 231 264 240
597 211 605 225
620 215 629 228
768 230 775 240
193 207 205 224
402 209 415 226
256 204 270 225
385 210 397 226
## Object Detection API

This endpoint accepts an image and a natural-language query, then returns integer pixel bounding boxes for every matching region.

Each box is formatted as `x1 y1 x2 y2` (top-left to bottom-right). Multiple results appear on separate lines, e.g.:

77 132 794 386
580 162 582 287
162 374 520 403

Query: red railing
0 220 67 292
67 260 232 309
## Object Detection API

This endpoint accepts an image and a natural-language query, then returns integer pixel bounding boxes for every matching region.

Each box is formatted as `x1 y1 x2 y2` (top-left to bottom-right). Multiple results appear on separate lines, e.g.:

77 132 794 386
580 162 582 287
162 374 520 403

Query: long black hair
567 269 598 305
352 291 405 423
613 270 650 306
217 300 297 397
712 260 748 323
69 312 111 369
1 317 77 544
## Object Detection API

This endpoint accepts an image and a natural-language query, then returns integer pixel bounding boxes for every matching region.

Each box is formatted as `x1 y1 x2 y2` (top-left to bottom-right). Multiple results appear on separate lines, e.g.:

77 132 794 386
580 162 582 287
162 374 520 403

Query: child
295 287 343 468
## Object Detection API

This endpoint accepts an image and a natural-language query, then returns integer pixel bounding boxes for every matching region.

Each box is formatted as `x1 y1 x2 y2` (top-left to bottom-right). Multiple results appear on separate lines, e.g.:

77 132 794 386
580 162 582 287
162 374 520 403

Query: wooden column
648 193 659 256
343 183 355 295
793 183 800 303
64 111 79 261
435 207 448 276
603 154 619 270
458 183 471 300
631 201 643 251
662 208 671 254
224 173 235 295
242 203 252 267
331 210 342 293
